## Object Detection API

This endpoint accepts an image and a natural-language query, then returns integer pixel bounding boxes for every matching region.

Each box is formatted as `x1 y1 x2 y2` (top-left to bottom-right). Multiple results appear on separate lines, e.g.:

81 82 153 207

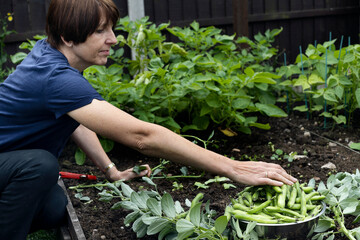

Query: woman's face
68 17 117 71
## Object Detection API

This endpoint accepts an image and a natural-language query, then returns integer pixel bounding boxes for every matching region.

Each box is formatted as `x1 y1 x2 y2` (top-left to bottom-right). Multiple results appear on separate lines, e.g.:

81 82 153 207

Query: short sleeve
46 66 104 119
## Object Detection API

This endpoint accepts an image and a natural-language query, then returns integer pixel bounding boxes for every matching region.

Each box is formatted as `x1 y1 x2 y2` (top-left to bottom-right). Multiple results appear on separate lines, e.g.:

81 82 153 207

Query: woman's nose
107 30 118 45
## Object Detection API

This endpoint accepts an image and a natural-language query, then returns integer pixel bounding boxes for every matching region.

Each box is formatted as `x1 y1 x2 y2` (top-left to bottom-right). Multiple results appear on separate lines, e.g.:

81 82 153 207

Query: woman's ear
60 36 73 47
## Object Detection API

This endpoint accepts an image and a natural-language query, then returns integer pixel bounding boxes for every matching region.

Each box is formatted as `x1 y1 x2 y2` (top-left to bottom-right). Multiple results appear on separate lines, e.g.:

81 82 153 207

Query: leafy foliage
313 171 360 240
99 178 231 239
0 13 16 82
278 39 360 128
85 17 286 134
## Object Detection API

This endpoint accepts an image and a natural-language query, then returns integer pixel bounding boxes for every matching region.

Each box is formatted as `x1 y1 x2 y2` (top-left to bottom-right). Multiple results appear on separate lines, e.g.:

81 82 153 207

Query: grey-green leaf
176 219 194 232
214 215 228 234
147 218 171 235
131 191 147 209
121 182 134 197
189 202 202 227
147 198 162 216
161 193 176 218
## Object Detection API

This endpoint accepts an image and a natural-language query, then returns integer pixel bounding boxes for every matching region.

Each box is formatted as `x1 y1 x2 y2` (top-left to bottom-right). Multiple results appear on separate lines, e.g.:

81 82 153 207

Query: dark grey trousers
0 149 68 240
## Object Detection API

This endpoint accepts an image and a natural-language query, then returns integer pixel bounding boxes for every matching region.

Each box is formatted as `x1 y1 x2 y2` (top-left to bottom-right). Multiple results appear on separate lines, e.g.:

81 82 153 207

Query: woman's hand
106 164 152 182
226 160 297 186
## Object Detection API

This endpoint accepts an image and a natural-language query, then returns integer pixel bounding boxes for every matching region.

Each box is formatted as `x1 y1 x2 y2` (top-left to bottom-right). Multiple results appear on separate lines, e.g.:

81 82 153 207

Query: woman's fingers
230 161 297 186
115 164 152 181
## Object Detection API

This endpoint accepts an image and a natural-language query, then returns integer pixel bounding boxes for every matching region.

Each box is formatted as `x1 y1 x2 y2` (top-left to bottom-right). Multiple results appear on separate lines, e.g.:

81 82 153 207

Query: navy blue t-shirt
0 39 104 158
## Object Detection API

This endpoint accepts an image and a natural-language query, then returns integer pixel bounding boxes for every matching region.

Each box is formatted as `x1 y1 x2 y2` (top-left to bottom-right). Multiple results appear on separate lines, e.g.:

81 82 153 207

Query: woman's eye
96 29 104 33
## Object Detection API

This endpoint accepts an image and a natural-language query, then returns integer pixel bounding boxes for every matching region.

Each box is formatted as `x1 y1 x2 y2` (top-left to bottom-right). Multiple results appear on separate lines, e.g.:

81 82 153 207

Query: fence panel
1 0 359 65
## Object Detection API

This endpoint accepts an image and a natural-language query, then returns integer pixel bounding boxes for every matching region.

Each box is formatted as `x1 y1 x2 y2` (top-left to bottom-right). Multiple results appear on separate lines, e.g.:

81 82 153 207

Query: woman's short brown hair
46 0 119 49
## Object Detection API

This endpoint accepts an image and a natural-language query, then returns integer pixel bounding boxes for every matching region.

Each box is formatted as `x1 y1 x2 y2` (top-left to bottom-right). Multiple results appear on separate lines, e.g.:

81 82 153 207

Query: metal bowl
239 202 326 240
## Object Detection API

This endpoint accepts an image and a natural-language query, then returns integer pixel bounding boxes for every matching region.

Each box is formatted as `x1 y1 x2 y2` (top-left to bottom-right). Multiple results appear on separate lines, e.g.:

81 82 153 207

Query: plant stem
151 172 204 180
332 205 356 240
151 160 170 172
68 181 117 190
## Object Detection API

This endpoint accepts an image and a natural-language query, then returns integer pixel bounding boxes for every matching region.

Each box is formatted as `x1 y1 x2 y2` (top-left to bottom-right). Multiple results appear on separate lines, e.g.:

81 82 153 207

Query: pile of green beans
227 182 325 224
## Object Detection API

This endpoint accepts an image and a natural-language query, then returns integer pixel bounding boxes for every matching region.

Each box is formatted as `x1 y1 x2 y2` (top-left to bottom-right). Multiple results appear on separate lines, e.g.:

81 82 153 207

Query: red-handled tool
59 171 97 180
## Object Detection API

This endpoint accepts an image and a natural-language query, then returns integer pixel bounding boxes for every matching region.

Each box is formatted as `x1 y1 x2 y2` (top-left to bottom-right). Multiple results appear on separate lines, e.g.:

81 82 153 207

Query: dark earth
59 111 360 240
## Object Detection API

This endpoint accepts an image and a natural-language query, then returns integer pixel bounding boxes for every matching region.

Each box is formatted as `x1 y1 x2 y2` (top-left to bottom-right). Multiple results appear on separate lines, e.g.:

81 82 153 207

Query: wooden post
127 0 145 21
232 0 249 37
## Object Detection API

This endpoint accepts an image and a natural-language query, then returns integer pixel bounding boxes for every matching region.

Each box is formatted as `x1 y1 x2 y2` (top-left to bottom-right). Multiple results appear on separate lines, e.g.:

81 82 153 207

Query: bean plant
313 170 360 240
278 39 360 128
98 178 232 240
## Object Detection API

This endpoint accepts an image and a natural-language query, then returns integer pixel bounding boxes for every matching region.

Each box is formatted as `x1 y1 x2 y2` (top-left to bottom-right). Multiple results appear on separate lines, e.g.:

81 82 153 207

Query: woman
0 0 297 238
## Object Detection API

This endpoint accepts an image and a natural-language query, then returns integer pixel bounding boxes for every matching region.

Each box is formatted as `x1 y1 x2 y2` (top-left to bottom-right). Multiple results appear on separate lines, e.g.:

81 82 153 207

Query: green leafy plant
313 171 360 240
10 34 47 65
195 176 236 190
0 13 15 82
98 177 230 239
278 40 360 128
89 17 287 134
74 137 114 165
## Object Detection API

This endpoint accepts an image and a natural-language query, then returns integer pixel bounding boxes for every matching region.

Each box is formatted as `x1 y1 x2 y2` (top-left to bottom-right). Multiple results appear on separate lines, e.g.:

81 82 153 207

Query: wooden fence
1 0 359 64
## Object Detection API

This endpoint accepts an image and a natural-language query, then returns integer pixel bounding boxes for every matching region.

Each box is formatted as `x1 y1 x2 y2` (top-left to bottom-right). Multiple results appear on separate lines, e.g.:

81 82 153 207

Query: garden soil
59 113 360 240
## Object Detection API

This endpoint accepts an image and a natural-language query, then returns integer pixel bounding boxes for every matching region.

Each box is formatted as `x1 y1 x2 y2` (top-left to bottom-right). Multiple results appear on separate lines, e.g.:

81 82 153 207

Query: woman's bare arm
68 99 297 186
70 124 150 181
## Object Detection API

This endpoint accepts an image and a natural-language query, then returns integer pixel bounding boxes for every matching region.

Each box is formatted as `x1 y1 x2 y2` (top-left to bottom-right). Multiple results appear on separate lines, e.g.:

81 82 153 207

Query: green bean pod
247 199 272 214
231 209 279 224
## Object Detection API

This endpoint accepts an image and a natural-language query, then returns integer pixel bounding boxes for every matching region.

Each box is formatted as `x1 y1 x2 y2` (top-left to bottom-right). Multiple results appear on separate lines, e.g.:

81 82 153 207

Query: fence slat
13 0 30 32
2 0 359 64
210 0 225 18
28 0 46 31
153 0 169 22
197 0 211 18
183 0 197 20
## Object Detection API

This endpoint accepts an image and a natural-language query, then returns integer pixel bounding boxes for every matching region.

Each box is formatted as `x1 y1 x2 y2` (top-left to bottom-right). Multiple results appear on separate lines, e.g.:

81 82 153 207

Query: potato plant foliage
84 17 287 134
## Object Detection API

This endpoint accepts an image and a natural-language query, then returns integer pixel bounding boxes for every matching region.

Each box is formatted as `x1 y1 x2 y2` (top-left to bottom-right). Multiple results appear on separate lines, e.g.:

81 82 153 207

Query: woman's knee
17 149 59 187
30 184 68 232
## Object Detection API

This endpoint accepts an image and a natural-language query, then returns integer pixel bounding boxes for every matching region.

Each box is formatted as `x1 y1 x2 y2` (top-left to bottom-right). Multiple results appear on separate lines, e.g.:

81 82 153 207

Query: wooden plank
28 0 46 30
58 179 86 240
169 16 232 27
278 0 290 12
278 20 291 62
183 0 197 20
248 6 360 22
13 0 30 32
302 0 314 10
113 0 128 17
314 0 325 9
264 0 277 13
327 0 337 8
225 0 233 16
0 0 12 16
164 5 360 28
249 0 265 39
197 0 211 18
232 0 249 37
45 0 51 16
301 0 314 53
210 0 225 18
168 0 183 21
153 0 168 22
289 0 303 63
0 0 15 31
4 30 45 43
144 0 155 22
251 0 264 14
264 0 278 36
